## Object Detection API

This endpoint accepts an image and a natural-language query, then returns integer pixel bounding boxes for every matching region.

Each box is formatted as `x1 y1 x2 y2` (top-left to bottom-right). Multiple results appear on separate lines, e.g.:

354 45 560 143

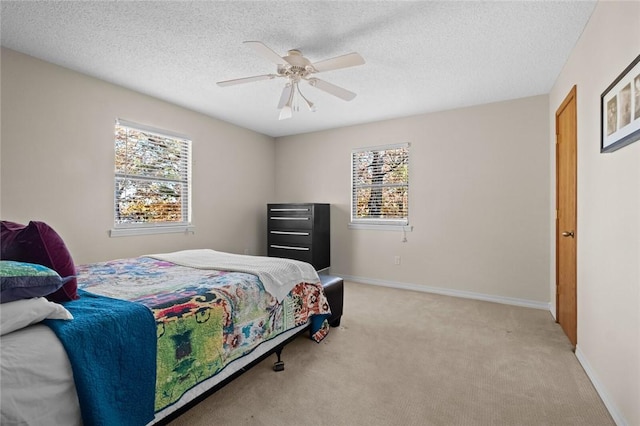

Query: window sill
348 223 413 232
109 225 195 237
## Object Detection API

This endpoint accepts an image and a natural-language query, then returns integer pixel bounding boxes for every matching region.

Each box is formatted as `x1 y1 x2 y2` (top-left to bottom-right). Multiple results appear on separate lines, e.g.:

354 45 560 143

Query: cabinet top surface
268 203 329 206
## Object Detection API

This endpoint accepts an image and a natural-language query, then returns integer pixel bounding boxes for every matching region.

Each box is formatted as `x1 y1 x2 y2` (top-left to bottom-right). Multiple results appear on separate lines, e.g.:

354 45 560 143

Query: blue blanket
44 290 157 426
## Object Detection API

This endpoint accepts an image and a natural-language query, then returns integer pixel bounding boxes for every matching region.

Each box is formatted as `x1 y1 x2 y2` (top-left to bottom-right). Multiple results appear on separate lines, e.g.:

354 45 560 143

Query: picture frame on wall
600 54 640 153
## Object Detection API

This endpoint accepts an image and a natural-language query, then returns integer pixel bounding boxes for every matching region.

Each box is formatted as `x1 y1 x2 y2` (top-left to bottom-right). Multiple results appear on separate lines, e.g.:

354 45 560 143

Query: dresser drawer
268 245 313 264
268 230 313 245
268 215 312 230
268 205 312 216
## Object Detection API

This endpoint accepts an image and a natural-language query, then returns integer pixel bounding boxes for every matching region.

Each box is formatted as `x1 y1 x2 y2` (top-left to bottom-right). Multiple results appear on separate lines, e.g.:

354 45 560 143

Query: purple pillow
0 221 78 302
0 221 24 253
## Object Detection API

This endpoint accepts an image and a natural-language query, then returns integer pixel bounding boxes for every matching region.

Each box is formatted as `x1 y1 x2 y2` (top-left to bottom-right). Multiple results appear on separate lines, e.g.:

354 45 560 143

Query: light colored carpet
168 281 614 426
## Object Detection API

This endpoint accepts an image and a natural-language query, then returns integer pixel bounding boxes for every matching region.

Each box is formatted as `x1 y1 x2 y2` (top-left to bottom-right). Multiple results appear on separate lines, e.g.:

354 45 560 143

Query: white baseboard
331 272 551 310
575 346 627 426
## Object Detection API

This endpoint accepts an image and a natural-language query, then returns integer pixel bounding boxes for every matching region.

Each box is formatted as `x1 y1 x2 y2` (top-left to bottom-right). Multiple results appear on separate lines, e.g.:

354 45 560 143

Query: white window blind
112 119 192 236
351 142 409 226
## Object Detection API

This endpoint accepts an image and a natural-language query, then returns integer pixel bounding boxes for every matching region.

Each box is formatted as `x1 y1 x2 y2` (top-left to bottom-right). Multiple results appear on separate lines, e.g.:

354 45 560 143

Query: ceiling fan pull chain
296 83 316 112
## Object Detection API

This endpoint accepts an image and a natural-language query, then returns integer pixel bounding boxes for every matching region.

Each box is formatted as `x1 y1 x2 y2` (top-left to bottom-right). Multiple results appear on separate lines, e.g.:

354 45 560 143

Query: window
110 119 192 237
351 143 409 228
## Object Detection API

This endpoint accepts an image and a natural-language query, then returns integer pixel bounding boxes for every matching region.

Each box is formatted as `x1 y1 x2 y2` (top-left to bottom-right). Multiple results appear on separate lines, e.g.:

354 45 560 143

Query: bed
1 245 332 425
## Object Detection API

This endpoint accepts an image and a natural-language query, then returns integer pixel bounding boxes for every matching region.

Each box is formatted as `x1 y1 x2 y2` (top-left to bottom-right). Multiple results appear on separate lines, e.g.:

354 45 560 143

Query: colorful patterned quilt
77 256 331 413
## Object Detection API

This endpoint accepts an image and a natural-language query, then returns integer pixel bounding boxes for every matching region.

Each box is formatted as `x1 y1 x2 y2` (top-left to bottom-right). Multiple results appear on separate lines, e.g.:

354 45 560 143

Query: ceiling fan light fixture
279 105 293 120
279 83 295 120
218 41 365 120
277 83 292 109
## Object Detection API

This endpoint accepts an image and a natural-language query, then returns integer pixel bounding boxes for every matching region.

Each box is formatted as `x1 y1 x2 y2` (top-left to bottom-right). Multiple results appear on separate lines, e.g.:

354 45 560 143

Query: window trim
350 142 410 229
109 224 195 238
110 119 192 237
347 222 413 232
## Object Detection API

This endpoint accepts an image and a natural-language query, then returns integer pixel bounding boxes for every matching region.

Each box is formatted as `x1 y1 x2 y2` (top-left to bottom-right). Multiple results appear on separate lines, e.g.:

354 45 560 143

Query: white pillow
0 297 73 336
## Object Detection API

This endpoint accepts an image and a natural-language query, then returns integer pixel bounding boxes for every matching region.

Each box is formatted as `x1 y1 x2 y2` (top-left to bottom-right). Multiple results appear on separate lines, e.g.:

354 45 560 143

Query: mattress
0 251 330 425
0 321 308 425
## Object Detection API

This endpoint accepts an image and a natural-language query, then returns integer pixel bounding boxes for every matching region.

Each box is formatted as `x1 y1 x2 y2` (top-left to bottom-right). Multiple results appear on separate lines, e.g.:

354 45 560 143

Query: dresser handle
270 245 310 251
270 217 310 220
270 208 310 212
270 231 310 236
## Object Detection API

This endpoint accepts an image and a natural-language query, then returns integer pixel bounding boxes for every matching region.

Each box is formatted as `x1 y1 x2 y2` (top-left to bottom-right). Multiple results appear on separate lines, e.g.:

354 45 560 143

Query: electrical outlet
244 248 250 255
394 256 401 265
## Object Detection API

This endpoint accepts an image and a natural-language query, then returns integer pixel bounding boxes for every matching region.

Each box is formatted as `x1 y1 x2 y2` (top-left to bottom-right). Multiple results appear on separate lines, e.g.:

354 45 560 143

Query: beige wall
3 6 637 421
275 95 551 306
0 48 276 264
549 2 639 425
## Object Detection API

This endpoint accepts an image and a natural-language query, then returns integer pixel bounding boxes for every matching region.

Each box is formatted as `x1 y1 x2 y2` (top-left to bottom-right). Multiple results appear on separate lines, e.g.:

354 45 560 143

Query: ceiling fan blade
306 78 357 101
277 84 293 109
311 52 365 73
216 74 277 87
244 41 289 65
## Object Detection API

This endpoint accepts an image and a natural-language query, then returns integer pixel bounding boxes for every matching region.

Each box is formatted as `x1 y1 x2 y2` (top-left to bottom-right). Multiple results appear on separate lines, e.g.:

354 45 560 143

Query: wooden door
556 86 578 348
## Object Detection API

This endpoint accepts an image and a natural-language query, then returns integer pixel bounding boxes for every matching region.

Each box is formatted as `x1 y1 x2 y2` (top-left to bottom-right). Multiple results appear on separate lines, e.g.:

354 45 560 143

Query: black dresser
267 203 330 271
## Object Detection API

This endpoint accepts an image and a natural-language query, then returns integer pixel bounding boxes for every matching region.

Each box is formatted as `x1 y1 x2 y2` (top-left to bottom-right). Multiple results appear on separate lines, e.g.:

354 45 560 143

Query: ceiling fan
217 41 365 120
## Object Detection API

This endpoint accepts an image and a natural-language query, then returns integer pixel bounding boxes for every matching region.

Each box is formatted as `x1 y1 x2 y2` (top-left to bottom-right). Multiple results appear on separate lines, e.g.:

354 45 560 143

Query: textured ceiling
1 1 596 137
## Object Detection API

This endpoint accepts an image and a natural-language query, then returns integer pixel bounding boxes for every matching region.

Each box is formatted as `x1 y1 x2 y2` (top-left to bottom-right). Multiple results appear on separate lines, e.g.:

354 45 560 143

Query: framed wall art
600 54 640 153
